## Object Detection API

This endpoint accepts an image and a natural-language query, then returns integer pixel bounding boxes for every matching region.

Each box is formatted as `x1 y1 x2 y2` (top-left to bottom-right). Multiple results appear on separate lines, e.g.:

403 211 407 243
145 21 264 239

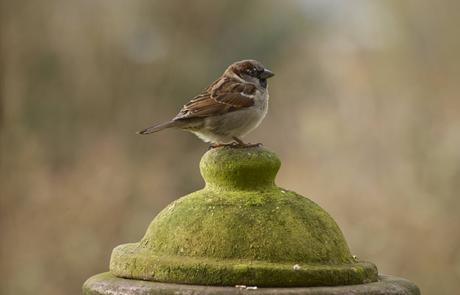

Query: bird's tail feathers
137 120 177 135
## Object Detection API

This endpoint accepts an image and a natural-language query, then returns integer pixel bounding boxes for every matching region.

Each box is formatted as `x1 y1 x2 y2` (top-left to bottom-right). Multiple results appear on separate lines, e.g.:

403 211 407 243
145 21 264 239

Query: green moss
110 147 378 286
200 147 280 190
111 248 377 287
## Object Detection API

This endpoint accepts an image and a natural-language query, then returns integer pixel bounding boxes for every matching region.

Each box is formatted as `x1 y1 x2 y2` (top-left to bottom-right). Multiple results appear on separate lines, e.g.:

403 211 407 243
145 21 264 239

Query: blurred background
1 0 459 294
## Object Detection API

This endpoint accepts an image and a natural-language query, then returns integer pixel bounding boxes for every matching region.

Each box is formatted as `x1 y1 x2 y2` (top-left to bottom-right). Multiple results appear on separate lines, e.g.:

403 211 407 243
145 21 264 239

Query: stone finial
109 147 378 287
200 147 281 190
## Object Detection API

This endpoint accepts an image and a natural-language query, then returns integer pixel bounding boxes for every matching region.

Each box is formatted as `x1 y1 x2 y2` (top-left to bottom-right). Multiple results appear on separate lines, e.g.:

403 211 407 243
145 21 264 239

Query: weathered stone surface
83 272 420 295
109 147 378 286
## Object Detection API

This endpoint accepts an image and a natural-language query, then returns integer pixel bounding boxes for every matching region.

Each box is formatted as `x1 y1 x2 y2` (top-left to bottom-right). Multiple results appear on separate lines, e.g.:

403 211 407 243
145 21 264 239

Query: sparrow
138 59 274 148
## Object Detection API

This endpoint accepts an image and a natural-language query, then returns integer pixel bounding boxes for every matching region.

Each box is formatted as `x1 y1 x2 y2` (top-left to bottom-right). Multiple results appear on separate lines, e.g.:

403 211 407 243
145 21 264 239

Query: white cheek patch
240 92 254 98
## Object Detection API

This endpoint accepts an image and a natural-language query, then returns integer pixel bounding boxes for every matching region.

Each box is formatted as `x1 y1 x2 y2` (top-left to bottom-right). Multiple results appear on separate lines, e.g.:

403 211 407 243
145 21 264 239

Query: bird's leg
232 136 246 146
232 137 262 148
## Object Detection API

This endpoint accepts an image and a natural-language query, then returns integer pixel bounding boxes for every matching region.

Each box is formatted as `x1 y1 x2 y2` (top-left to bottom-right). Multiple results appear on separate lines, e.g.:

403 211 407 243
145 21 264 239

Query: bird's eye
246 68 257 76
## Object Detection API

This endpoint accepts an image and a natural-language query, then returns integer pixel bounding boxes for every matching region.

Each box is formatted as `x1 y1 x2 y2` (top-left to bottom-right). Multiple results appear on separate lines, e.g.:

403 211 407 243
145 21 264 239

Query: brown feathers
138 59 274 144
173 77 257 121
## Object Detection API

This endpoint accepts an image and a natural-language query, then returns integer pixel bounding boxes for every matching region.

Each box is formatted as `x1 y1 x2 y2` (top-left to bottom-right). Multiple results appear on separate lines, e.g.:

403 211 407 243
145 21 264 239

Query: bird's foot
208 143 236 150
231 137 262 148
208 141 262 150
234 142 262 148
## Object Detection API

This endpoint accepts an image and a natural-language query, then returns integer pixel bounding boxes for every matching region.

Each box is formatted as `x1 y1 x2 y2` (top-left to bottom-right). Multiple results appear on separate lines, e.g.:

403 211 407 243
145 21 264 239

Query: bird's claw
208 142 262 150
208 143 236 150
234 142 262 148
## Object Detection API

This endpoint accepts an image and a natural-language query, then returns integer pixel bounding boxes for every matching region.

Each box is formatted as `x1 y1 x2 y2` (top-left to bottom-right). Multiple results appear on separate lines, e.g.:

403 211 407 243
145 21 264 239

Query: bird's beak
260 68 275 79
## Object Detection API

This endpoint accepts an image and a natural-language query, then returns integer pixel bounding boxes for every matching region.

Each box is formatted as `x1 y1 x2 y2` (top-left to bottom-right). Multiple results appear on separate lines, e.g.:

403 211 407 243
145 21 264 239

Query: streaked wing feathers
173 78 257 121
211 79 256 107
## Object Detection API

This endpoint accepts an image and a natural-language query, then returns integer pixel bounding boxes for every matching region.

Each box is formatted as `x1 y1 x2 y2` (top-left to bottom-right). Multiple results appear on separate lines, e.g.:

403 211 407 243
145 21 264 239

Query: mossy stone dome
110 147 377 287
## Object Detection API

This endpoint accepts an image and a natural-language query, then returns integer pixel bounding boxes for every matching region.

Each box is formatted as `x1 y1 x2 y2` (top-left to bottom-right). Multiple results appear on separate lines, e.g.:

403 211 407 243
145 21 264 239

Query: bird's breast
253 90 269 114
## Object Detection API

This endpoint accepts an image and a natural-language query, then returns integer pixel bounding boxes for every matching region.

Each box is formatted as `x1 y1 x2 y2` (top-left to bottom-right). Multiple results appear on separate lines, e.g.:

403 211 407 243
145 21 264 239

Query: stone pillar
83 147 420 295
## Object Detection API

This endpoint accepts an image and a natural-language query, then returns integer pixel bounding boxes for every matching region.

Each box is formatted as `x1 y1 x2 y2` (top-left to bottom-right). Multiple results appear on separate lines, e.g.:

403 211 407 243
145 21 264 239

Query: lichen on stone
110 147 378 287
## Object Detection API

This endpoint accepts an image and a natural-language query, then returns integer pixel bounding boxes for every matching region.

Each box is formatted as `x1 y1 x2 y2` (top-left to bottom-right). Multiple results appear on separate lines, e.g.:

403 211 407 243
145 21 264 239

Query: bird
137 59 274 148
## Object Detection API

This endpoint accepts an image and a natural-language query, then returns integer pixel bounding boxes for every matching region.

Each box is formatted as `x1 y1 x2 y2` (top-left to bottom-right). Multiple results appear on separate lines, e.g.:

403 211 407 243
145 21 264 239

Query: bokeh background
1 0 459 294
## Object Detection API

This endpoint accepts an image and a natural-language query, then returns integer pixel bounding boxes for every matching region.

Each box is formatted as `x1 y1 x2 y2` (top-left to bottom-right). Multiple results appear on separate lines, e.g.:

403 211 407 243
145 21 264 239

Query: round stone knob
200 147 280 190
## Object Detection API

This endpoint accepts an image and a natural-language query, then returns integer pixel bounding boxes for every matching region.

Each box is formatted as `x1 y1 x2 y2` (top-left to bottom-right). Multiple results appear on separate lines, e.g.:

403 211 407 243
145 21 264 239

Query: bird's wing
173 77 257 121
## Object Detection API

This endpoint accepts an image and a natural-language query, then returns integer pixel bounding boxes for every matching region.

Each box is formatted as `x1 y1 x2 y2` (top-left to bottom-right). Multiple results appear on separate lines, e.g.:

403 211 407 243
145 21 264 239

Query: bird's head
224 60 274 88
